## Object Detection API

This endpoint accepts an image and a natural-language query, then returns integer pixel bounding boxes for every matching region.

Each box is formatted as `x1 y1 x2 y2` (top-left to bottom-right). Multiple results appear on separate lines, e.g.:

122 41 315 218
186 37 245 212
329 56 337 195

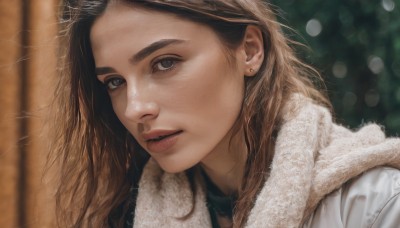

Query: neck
200 130 247 196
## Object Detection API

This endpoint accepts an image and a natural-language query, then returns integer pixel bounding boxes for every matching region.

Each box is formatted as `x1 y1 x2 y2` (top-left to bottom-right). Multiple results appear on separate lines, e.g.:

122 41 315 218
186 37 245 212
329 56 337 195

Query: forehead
90 2 219 55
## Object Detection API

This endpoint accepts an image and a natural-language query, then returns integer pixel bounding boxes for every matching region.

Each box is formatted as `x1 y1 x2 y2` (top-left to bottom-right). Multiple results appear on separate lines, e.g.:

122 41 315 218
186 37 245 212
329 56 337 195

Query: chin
158 163 192 174
155 158 198 174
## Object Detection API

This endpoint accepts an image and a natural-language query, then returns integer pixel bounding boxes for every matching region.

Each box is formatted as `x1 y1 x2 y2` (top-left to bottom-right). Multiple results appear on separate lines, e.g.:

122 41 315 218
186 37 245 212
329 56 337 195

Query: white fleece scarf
133 96 400 228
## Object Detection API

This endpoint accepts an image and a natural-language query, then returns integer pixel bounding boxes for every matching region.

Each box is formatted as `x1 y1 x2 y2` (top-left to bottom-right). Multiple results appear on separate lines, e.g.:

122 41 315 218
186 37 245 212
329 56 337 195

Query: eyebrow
96 67 116 75
95 39 185 76
130 39 185 64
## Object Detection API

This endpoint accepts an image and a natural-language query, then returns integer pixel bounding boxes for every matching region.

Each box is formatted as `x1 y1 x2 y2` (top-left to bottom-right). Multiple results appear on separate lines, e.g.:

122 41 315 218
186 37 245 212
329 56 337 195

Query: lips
142 130 183 153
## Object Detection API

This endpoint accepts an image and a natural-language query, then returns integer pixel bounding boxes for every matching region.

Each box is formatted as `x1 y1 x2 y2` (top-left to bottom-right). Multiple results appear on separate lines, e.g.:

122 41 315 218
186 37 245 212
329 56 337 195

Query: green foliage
272 0 400 135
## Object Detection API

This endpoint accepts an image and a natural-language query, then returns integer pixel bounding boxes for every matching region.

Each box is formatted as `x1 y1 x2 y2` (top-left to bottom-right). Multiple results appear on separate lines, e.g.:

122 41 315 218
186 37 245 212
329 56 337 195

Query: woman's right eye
104 77 126 91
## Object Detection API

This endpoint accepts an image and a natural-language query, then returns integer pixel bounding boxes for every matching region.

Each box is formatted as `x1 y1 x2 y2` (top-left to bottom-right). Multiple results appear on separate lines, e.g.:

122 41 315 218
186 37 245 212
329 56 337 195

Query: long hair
51 0 331 227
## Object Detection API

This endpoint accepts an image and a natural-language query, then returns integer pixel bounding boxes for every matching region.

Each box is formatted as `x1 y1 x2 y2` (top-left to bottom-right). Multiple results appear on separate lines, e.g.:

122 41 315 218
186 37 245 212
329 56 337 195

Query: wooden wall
0 1 58 227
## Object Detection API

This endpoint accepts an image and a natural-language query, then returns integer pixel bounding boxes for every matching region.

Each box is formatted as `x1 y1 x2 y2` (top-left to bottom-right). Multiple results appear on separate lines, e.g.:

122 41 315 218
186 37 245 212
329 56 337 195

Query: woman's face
90 2 247 173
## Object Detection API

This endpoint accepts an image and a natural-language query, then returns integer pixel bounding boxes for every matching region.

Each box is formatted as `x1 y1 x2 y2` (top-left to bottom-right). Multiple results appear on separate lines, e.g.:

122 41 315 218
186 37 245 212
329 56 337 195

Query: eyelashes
100 55 182 91
104 77 126 91
151 55 181 73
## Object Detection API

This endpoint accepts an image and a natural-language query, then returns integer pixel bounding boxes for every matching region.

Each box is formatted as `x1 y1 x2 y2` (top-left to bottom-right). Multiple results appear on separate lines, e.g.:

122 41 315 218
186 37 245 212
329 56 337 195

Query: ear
241 25 264 77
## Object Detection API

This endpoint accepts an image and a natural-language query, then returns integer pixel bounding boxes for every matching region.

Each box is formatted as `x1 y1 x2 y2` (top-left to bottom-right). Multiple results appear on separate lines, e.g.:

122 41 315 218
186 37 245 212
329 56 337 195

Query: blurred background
0 0 399 227
0 1 58 227
273 0 400 136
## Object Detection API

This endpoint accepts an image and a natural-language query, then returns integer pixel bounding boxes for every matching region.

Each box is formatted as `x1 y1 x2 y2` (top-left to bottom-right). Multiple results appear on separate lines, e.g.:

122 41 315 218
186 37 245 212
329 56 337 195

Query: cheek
170 61 244 131
195 60 243 112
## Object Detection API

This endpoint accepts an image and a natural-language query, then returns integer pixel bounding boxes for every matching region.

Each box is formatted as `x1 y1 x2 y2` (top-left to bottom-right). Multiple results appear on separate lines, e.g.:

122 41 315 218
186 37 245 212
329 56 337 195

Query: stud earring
249 68 254 73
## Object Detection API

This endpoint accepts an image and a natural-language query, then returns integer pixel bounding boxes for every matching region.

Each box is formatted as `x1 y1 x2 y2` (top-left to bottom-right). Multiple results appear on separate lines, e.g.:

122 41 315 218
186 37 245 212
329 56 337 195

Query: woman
52 0 400 227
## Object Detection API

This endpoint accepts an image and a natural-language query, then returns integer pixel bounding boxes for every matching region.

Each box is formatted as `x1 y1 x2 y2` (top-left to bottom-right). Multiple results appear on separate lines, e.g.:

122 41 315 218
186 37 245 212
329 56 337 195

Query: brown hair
51 0 331 227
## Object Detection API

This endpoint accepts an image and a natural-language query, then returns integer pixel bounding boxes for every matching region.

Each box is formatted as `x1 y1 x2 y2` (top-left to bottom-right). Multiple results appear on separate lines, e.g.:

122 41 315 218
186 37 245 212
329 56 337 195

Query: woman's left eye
152 57 180 72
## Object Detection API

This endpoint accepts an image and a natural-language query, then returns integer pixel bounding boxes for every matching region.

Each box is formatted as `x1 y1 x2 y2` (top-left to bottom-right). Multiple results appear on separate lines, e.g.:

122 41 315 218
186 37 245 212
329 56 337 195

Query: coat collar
133 159 212 227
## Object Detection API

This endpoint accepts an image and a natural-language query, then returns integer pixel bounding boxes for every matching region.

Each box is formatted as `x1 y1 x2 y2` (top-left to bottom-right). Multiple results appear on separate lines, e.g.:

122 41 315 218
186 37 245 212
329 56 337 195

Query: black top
202 170 237 228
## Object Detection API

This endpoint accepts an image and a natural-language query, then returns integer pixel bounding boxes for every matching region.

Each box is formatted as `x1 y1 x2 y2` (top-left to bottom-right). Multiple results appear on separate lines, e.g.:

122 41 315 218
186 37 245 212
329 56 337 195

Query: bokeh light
382 0 395 12
368 56 385 74
306 19 322 37
332 61 348 78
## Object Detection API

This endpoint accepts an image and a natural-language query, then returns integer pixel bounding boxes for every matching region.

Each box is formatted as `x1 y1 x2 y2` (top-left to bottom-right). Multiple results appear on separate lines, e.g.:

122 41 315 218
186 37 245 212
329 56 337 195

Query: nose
124 88 160 123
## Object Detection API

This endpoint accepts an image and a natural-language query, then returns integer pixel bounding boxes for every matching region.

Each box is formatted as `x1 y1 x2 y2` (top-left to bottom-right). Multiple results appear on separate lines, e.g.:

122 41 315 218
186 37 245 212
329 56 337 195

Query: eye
104 77 126 91
152 57 180 72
